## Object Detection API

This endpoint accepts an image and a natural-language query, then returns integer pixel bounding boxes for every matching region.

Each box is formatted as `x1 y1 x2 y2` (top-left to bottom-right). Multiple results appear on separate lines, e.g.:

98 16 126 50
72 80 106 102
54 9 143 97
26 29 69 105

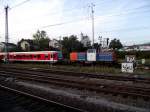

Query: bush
116 51 150 59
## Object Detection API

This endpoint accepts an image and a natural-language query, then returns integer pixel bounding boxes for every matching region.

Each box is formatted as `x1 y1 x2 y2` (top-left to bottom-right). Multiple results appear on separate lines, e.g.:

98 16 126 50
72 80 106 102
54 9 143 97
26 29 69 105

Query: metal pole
91 3 95 47
5 6 9 63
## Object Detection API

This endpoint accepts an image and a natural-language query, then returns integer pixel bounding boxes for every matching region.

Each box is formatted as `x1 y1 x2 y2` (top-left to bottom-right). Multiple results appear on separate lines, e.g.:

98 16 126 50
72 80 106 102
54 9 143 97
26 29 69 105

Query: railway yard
0 64 150 112
0 0 150 111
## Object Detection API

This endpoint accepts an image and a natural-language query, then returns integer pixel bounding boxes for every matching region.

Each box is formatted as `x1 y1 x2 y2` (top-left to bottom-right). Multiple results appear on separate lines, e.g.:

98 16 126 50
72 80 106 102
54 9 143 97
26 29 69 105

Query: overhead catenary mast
89 3 95 47
5 6 9 63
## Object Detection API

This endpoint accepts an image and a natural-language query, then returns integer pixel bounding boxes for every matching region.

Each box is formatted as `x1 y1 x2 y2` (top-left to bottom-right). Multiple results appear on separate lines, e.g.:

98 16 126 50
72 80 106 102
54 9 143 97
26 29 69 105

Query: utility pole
89 3 95 47
5 6 9 63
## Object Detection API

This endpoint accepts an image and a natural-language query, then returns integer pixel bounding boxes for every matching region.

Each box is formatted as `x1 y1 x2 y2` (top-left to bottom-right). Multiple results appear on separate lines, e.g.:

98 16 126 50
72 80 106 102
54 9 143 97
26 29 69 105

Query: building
20 40 31 51
0 42 17 52
122 43 150 51
49 39 61 49
18 39 39 51
139 45 150 51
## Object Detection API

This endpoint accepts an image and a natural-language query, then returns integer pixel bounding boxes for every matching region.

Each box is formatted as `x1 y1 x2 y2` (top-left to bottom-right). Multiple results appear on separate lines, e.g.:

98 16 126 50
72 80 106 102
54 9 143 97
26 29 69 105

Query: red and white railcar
0 51 59 63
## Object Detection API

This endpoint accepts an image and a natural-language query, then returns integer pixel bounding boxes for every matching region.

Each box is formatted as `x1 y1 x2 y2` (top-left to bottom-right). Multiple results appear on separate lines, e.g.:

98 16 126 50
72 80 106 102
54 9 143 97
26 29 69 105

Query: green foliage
32 30 50 50
93 43 101 50
61 35 85 58
116 51 150 59
109 38 123 50
39 37 50 50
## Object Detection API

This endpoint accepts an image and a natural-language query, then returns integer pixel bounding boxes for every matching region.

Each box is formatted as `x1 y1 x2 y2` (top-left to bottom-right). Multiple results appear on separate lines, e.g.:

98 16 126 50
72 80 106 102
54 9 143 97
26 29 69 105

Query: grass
2 63 150 77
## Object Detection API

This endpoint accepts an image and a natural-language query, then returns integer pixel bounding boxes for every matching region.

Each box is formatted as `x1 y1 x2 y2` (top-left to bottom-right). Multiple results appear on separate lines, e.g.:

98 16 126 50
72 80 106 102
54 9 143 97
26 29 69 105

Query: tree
39 37 50 50
32 30 50 50
109 38 123 50
61 35 84 58
93 43 101 51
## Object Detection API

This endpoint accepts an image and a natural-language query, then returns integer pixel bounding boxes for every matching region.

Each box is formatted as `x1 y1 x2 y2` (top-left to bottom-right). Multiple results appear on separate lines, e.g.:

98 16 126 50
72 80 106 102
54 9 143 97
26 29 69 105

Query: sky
0 0 150 45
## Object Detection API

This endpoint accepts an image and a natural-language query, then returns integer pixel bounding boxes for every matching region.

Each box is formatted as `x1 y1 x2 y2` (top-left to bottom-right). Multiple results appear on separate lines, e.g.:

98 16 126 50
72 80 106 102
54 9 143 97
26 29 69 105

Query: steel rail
0 84 86 112
0 70 150 99
0 70 150 92
1 66 150 84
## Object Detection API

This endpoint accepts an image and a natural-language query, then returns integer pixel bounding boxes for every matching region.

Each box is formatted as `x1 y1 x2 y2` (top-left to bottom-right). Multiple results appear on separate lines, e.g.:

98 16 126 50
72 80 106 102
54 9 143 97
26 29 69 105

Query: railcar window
26 55 29 58
53 54 55 58
34 55 37 58
50 54 53 58
45 54 48 58
37 55 41 58
22 55 24 58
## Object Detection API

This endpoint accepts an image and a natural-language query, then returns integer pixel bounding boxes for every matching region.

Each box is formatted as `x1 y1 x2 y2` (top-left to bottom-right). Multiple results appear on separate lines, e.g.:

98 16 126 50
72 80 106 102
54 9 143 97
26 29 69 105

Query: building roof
0 42 17 46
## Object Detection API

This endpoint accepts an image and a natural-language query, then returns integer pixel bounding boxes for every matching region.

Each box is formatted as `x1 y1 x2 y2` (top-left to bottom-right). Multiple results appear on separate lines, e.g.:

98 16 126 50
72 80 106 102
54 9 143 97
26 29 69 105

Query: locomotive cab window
87 49 96 53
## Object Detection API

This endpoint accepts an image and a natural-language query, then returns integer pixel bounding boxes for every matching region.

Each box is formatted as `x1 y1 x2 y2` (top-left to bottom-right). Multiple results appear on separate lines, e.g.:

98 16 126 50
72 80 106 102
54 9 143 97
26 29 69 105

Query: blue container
77 52 86 61
97 53 113 62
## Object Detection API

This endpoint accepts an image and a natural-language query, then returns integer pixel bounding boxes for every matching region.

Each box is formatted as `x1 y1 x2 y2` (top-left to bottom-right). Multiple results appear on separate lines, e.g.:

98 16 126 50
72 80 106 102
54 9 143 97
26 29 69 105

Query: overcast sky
0 0 150 45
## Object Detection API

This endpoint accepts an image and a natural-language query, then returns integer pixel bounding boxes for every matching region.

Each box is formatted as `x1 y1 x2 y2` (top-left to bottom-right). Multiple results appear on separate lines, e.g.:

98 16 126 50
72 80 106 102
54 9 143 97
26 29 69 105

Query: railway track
0 67 150 100
1 65 150 84
0 84 85 112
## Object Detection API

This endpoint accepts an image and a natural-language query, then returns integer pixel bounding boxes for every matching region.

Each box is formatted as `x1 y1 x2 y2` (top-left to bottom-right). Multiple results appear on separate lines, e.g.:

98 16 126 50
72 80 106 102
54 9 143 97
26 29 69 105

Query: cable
1 0 150 35
29 1 100 18
10 0 31 9
41 7 150 29
12 1 150 26
42 18 87 28
0 0 31 14
99 26 150 33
